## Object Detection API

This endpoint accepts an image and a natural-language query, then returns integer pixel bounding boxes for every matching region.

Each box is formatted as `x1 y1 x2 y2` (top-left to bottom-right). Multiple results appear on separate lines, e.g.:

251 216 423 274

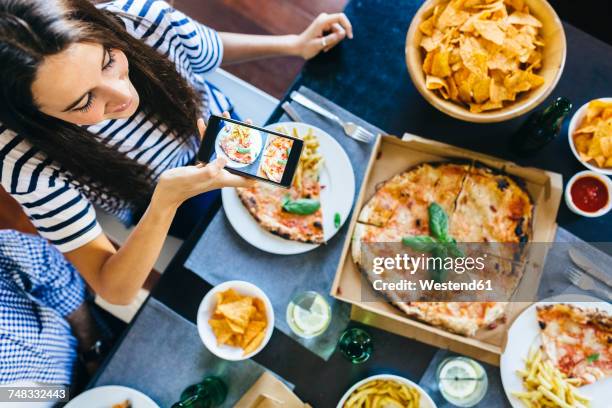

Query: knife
568 248 612 288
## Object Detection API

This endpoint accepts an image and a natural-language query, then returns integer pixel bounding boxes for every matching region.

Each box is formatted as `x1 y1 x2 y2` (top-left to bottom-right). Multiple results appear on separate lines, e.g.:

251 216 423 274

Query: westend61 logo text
372 253 487 275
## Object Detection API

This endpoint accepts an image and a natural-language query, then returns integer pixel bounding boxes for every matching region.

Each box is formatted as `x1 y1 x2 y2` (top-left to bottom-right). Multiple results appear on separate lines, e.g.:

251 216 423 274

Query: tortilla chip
209 318 234 344
243 331 266 356
419 16 436 36
459 37 488 77
507 11 542 27
241 321 267 348
436 3 470 29
217 297 254 329
426 75 451 99
472 76 491 103
253 298 267 313
473 19 506 45
423 51 434 74
431 49 452 77
217 288 242 305
504 0 525 11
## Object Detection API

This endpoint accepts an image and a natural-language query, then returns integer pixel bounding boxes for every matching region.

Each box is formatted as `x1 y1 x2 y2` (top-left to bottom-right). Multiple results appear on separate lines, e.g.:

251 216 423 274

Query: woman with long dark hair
0 0 352 304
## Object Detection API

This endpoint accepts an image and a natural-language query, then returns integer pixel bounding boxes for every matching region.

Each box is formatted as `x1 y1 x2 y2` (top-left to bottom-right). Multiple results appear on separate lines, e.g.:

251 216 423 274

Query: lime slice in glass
291 295 330 335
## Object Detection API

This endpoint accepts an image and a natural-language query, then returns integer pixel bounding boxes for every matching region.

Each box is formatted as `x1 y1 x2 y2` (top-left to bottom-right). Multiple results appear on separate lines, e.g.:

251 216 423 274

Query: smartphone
197 115 304 188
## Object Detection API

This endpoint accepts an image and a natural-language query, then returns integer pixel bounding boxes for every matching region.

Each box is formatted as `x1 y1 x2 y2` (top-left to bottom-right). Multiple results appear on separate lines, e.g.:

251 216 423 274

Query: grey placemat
538 227 612 300
185 86 382 360
93 298 281 407
418 349 510 408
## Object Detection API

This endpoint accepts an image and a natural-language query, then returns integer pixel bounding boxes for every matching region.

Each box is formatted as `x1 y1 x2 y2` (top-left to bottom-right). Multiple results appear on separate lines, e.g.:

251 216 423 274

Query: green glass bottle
171 376 227 408
510 97 572 156
337 327 373 364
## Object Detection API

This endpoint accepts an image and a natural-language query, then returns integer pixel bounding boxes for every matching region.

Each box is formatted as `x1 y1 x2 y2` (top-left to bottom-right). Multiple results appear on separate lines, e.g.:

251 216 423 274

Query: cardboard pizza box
330 133 563 366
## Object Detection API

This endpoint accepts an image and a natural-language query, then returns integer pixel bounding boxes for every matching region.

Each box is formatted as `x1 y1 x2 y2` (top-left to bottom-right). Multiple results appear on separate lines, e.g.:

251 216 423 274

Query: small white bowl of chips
406 0 566 123
197 280 274 361
568 98 612 175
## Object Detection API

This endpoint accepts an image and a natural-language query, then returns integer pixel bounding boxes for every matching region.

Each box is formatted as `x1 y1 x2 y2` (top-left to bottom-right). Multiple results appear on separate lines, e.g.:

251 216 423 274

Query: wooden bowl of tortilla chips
406 0 566 123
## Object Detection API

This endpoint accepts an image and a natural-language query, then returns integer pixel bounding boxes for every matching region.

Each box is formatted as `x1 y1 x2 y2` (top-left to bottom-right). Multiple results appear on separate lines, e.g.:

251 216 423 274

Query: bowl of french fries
336 374 437 408
405 0 566 123
511 345 591 408
568 98 612 175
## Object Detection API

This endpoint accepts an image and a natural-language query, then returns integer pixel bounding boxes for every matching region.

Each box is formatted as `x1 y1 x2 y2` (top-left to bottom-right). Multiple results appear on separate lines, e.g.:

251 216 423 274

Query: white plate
568 97 612 175
500 296 612 408
336 374 437 408
65 385 159 408
222 122 355 255
196 280 274 361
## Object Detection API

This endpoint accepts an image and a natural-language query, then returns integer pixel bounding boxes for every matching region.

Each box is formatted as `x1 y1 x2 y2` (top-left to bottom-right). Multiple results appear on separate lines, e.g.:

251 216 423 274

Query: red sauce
570 176 609 213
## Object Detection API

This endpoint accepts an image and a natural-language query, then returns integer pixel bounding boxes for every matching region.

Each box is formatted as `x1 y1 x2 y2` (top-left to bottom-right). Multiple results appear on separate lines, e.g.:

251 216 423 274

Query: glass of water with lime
436 356 488 407
286 291 331 338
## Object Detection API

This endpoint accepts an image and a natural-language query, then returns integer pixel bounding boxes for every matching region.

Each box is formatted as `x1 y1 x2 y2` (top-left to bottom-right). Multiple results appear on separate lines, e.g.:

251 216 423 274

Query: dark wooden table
93 1 612 406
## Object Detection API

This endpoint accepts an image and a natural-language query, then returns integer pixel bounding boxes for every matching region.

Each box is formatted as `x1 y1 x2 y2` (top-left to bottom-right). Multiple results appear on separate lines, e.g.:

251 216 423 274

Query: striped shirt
0 0 226 252
0 230 85 385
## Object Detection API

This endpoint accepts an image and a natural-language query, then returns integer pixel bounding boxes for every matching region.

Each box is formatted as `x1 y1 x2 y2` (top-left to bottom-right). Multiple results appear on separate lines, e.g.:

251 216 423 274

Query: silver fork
290 91 375 143
567 266 612 301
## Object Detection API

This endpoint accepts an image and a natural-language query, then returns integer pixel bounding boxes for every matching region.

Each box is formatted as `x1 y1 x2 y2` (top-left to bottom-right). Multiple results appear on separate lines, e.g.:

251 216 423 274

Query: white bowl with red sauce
565 171 612 217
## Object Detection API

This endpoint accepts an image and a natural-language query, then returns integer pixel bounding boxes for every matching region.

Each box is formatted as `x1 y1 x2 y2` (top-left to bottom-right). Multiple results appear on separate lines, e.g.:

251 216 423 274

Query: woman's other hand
296 13 353 60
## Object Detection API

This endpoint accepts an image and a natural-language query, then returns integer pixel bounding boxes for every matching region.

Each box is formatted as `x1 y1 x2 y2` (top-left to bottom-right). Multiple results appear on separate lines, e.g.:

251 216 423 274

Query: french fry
512 345 591 408
343 379 420 408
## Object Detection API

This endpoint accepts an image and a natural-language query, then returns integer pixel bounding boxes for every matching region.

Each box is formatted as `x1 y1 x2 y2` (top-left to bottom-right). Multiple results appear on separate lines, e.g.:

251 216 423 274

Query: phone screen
197 115 303 188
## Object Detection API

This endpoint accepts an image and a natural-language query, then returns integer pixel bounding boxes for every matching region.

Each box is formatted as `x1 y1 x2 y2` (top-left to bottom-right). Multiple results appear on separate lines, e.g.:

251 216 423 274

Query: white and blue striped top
0 0 227 252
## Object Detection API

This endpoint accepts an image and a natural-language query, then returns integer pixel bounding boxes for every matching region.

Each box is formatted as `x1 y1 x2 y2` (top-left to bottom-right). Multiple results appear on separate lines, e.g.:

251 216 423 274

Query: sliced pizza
352 161 533 336
450 163 533 244
536 303 612 386
357 162 468 229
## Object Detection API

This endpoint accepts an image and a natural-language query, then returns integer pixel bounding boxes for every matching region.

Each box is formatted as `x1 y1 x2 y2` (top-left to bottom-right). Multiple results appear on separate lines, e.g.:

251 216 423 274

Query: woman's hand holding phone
153 113 254 210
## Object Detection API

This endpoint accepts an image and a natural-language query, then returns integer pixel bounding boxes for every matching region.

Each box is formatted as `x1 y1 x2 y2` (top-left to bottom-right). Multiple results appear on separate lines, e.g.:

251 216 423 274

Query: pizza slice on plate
237 127 325 244
536 303 612 386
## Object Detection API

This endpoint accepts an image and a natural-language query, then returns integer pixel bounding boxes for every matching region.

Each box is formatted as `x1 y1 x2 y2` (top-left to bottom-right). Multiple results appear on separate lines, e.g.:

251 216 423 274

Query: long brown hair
0 0 202 210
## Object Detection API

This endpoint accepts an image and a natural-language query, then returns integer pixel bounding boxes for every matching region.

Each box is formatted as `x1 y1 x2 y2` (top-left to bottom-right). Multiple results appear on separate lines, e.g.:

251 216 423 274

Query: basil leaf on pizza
401 236 438 252
445 240 465 258
428 202 450 242
282 197 321 215
431 245 449 282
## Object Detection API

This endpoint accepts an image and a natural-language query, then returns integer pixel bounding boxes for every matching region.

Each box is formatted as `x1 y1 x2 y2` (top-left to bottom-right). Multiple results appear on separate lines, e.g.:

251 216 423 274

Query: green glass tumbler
171 376 227 408
337 327 373 364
